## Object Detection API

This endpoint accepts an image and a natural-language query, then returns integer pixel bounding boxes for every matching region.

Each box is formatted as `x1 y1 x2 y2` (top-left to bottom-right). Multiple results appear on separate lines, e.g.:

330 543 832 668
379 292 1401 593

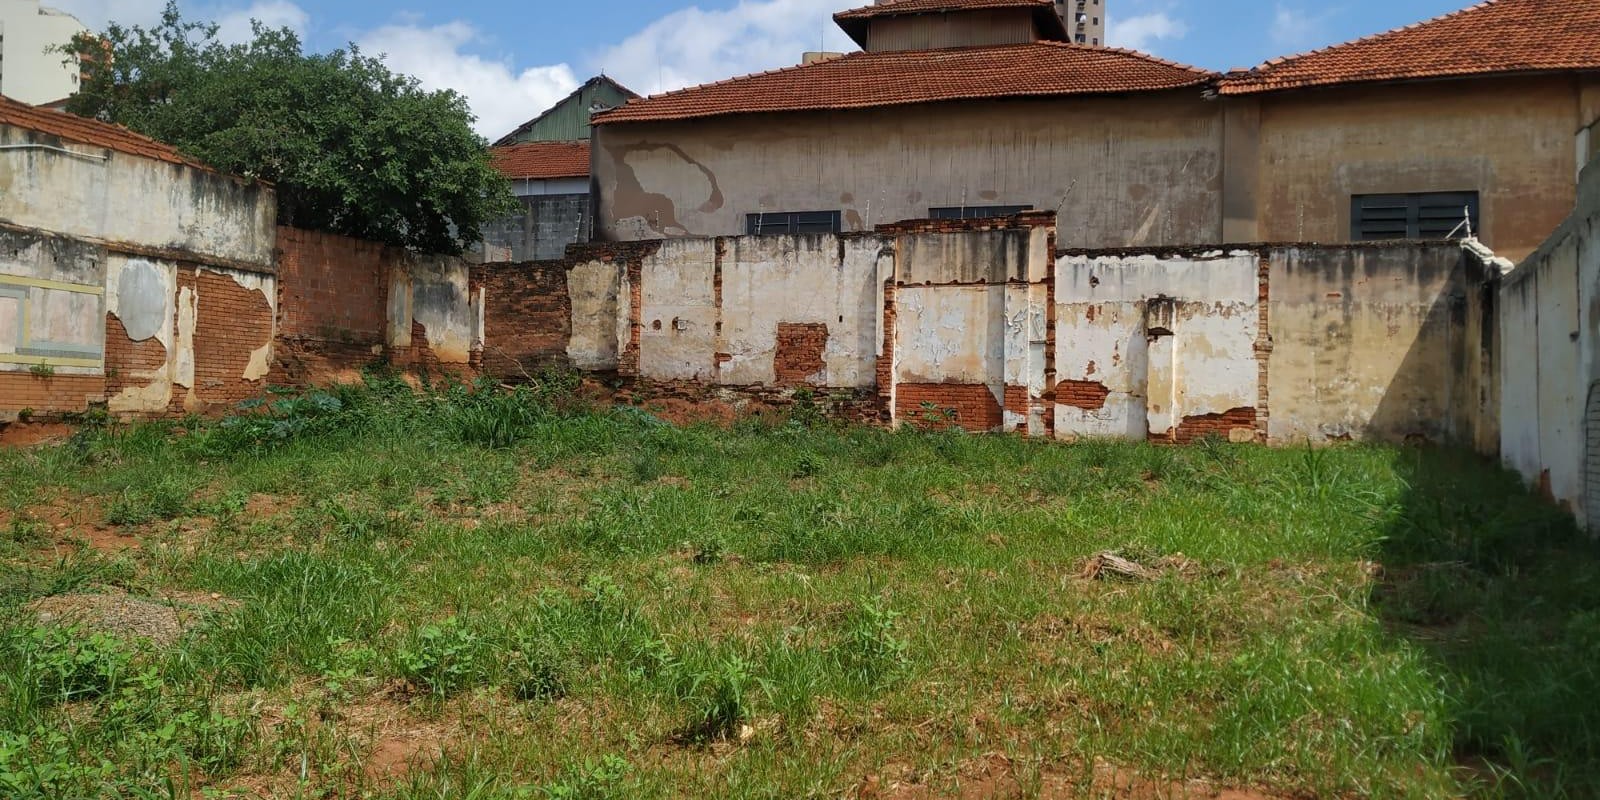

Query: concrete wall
0 123 276 269
593 92 1223 250
1499 156 1600 527
866 10 1037 51
1267 243 1501 446
481 193 591 262
1243 77 1580 262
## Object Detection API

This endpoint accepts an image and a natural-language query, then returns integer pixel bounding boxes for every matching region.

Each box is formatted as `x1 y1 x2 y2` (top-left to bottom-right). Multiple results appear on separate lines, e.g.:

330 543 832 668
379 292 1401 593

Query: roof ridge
1234 0 1504 76
1027 40 1215 77
611 49 876 110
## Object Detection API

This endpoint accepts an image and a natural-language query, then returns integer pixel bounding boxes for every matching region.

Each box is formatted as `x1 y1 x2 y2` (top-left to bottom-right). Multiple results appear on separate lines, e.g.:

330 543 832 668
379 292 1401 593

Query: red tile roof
0 94 219 173
490 140 591 179
833 0 1068 47
593 43 1213 125
1219 0 1600 95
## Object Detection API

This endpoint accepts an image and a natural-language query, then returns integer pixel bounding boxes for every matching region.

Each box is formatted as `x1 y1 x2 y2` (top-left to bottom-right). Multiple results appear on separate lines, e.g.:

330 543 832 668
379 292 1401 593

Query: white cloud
1107 12 1188 52
357 20 580 139
1269 4 1337 50
588 0 850 95
215 1 308 44
46 0 168 30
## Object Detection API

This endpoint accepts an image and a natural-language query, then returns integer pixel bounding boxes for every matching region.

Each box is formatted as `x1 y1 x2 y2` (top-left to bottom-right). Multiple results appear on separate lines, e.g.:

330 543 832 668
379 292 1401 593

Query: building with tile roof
590 0 1600 260
481 79 636 262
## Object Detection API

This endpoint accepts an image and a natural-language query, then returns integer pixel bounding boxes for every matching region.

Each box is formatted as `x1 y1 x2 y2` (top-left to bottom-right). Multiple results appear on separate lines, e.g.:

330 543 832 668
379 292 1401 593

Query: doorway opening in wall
1351 191 1480 241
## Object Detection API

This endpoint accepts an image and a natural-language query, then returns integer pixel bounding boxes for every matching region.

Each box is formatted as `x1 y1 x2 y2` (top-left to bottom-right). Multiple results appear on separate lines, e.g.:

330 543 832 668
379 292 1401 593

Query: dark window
745 210 841 236
1351 192 1480 241
929 204 1033 220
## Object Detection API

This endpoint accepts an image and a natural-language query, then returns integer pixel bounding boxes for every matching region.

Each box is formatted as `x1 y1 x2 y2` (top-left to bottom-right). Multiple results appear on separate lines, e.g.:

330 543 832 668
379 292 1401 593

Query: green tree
64 3 514 254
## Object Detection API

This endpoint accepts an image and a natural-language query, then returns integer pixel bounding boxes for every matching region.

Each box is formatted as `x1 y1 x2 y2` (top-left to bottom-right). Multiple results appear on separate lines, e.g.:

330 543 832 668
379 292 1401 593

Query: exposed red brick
774 323 829 386
477 261 573 377
1056 379 1110 411
895 382 1002 432
1161 407 1259 444
0 373 105 415
104 312 167 398
175 268 274 412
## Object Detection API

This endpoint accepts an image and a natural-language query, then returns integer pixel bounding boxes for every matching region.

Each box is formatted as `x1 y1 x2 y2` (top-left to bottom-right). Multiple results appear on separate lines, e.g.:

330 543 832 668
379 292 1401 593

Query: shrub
396 617 489 697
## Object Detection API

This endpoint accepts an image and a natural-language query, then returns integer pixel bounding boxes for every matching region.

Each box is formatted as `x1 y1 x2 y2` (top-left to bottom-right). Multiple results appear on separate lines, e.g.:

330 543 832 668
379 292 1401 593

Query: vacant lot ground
0 378 1596 799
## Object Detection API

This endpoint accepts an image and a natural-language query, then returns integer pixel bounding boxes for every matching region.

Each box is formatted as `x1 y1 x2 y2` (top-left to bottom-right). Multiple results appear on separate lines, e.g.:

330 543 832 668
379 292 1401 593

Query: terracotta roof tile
0 94 221 173
491 140 591 179
593 43 1214 125
1219 0 1600 95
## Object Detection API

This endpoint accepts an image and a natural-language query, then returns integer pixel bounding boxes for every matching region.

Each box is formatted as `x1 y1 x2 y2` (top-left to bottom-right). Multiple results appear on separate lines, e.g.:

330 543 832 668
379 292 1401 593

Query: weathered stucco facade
594 93 1223 248
0 108 280 419
596 72 1595 260
1233 76 1594 261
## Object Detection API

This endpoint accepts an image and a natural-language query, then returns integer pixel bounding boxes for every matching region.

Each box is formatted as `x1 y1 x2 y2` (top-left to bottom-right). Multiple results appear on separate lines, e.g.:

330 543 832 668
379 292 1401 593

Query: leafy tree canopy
65 3 515 254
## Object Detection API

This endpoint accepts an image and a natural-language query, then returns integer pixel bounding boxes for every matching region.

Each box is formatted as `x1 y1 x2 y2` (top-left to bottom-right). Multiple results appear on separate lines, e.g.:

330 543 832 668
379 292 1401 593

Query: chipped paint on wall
105 255 177 412
565 259 624 370
717 235 881 388
219 267 278 381
1054 252 1259 440
638 239 719 381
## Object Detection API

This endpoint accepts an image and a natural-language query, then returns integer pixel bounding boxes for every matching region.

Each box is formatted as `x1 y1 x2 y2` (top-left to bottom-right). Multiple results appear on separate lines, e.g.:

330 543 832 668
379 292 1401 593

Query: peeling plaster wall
1499 156 1600 527
594 93 1222 249
718 235 882 388
1054 252 1260 441
566 259 624 371
0 124 275 269
621 234 887 388
384 253 478 366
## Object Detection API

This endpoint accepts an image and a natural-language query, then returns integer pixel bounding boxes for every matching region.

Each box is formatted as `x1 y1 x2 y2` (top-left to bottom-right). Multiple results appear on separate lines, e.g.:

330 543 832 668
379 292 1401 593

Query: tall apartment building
1056 0 1105 45
0 1 87 105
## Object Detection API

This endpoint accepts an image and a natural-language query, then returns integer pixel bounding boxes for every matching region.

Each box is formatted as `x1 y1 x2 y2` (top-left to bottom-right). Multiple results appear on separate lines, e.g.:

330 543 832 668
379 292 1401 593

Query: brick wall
773 323 828 386
478 261 572 377
275 226 388 344
104 313 166 398
895 383 1002 432
176 268 275 412
0 373 104 416
1166 407 1260 444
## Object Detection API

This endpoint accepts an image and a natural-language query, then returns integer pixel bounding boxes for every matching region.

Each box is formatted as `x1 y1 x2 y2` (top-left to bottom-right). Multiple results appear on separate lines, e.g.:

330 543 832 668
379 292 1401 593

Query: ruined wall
0 123 275 270
1246 76 1579 262
272 227 478 383
1499 155 1600 527
621 235 888 388
593 92 1223 249
1055 251 1262 443
1267 243 1498 445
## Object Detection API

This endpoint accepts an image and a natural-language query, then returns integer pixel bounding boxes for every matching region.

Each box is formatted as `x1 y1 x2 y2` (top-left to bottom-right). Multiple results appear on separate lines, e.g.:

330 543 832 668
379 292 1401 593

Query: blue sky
52 0 1476 138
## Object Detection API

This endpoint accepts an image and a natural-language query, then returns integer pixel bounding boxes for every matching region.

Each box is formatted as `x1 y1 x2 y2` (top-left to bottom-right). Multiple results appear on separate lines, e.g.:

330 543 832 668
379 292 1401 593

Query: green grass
0 374 1595 798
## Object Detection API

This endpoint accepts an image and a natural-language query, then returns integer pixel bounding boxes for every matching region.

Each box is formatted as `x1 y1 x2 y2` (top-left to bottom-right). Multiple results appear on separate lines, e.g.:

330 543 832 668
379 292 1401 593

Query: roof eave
1218 66 1600 96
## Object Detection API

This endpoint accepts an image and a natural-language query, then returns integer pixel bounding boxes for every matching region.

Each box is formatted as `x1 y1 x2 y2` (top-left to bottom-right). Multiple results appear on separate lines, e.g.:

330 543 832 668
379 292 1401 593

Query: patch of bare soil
1 494 136 554
0 421 75 448
26 590 221 646
866 754 1290 800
